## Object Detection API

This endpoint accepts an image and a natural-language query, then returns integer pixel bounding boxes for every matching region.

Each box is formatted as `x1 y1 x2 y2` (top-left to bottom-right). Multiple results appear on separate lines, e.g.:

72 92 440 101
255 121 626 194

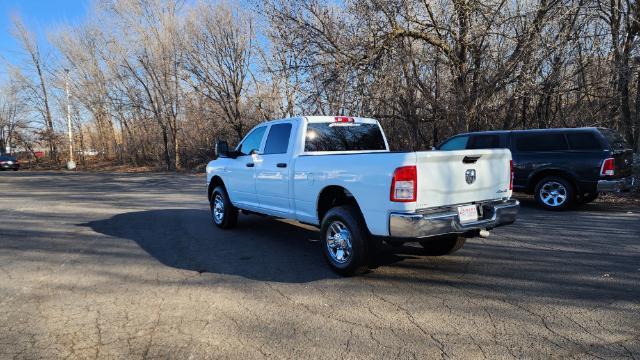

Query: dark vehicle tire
12 168 18 171
534 176 575 210
320 205 370 276
210 186 238 229
577 192 598 204
419 234 466 256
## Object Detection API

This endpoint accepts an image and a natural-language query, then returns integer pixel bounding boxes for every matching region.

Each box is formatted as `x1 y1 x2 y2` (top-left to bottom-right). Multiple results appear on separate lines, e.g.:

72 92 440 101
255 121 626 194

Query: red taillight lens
600 158 615 176
390 166 417 202
509 160 514 191
334 116 354 123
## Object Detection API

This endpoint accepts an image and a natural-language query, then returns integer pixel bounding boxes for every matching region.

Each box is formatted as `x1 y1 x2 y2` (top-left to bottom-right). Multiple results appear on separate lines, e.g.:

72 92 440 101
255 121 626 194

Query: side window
467 135 500 149
263 123 293 155
515 133 569 152
439 136 469 150
238 127 267 155
567 132 602 150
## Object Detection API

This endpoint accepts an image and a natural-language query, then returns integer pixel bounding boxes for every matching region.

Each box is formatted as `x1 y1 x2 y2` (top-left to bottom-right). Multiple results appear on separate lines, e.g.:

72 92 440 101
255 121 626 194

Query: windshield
304 122 386 152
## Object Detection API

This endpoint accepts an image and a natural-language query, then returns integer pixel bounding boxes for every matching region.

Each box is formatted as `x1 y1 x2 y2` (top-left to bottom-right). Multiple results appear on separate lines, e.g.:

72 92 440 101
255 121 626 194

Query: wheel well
528 170 579 193
317 186 362 223
208 176 225 201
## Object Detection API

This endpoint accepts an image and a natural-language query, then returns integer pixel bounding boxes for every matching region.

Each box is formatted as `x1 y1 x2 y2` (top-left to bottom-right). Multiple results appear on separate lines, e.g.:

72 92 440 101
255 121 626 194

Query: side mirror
215 140 229 158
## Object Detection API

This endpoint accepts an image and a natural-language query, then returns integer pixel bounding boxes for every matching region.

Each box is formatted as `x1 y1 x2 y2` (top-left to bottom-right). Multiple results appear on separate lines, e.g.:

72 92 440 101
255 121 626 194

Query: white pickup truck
206 116 519 275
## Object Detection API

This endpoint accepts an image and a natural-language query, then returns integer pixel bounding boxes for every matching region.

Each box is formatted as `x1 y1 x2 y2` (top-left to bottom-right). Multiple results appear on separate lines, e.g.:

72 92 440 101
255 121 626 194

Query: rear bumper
597 176 635 192
389 199 519 239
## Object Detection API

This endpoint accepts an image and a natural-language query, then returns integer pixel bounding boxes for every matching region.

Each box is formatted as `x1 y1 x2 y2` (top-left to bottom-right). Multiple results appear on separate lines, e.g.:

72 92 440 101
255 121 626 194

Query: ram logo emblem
465 169 476 184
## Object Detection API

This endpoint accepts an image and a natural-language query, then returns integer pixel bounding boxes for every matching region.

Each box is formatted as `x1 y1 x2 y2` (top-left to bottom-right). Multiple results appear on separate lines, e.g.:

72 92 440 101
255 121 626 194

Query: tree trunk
161 125 171 170
173 127 181 170
635 68 640 152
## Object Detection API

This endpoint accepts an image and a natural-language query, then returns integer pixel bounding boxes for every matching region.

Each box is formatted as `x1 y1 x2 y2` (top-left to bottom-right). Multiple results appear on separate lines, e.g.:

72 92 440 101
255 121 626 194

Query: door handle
246 162 254 167
276 163 287 168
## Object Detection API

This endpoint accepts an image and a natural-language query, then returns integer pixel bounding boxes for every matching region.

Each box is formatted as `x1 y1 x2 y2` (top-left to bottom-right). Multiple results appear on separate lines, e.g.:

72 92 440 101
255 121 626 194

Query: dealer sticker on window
457 205 478 224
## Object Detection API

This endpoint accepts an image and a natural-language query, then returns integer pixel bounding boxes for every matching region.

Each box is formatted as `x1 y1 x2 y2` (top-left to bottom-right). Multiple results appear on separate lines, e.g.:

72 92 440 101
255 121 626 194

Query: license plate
457 205 478 224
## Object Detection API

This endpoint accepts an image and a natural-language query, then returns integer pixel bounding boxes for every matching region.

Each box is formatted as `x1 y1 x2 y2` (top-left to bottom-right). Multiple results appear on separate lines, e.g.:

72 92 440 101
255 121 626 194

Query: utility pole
65 68 76 170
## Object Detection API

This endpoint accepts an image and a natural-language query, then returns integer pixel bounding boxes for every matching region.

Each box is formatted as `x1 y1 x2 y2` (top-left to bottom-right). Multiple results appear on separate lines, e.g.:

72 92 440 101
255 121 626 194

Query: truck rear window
304 123 386 152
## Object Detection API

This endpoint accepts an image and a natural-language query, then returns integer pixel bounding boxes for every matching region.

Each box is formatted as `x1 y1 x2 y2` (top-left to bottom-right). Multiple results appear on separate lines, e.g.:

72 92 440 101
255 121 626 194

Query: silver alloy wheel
539 181 567 207
326 220 353 264
213 194 225 224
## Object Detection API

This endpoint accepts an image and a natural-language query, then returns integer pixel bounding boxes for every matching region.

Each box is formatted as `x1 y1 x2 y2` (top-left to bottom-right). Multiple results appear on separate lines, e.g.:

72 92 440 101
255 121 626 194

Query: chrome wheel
539 181 567 207
212 194 225 224
325 221 352 264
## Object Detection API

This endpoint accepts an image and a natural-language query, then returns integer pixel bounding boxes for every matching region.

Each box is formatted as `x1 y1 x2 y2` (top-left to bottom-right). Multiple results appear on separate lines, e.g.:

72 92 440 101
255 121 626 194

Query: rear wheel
419 234 466 256
534 176 575 210
320 206 370 276
210 186 238 229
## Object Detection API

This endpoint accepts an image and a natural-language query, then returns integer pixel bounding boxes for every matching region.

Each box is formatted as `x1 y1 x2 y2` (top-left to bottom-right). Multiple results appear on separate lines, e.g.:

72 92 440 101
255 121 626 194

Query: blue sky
0 0 89 76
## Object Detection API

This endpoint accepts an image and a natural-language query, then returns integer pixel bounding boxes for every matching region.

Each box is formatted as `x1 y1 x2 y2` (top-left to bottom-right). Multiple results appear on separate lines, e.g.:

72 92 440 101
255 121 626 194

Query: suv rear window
566 132 602 150
304 122 386 152
515 133 569 152
599 128 630 151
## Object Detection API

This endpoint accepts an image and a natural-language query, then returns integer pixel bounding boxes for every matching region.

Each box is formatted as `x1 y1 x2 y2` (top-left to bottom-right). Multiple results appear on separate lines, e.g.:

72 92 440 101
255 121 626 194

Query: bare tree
12 16 57 159
183 2 255 142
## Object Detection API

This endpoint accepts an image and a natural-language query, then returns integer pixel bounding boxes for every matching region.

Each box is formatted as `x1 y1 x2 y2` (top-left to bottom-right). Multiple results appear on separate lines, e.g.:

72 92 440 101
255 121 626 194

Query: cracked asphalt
1 171 639 359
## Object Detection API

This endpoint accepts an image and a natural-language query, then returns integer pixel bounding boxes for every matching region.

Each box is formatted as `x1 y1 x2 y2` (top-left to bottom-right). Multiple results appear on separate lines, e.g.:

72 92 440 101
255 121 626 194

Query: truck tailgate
415 149 512 209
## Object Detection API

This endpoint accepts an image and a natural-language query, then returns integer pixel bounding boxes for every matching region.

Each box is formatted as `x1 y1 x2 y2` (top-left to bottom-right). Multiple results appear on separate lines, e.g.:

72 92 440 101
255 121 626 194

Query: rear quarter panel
511 149 605 193
293 152 417 236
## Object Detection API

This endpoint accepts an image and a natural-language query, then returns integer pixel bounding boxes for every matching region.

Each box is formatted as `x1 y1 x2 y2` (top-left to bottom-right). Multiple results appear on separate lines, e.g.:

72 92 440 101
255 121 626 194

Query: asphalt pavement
1 171 639 359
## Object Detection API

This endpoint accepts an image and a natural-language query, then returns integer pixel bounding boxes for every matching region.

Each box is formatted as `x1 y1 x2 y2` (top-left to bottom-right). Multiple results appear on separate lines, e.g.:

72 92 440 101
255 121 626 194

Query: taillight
334 116 354 123
600 158 615 176
509 160 514 190
390 166 417 202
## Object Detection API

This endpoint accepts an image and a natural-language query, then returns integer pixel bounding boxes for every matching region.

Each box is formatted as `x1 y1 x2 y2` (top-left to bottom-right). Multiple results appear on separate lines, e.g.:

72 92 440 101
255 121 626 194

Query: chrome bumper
597 177 635 192
389 199 520 239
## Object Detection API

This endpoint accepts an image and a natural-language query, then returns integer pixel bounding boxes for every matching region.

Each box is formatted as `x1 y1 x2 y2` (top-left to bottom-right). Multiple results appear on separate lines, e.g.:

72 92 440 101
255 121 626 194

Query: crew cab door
226 126 267 209
254 122 296 216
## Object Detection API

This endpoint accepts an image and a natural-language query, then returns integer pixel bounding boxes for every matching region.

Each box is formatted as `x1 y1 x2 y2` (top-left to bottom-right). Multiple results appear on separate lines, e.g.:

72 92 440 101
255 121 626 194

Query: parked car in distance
0 155 19 171
437 127 635 210
207 116 519 275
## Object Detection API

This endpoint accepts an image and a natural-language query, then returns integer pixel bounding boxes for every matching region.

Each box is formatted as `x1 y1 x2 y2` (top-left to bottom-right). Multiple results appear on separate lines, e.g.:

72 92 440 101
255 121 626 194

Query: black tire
577 192 598 205
534 176 575 211
419 234 466 256
210 186 238 229
320 205 370 276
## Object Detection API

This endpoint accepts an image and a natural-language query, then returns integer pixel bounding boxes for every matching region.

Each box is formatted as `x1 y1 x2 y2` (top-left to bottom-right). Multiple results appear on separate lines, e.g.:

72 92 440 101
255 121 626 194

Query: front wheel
210 186 238 229
419 234 466 256
320 206 370 276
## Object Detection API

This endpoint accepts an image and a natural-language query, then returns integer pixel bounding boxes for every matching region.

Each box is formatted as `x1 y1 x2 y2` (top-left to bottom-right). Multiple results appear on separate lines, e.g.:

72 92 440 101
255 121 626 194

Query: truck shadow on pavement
84 208 434 283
